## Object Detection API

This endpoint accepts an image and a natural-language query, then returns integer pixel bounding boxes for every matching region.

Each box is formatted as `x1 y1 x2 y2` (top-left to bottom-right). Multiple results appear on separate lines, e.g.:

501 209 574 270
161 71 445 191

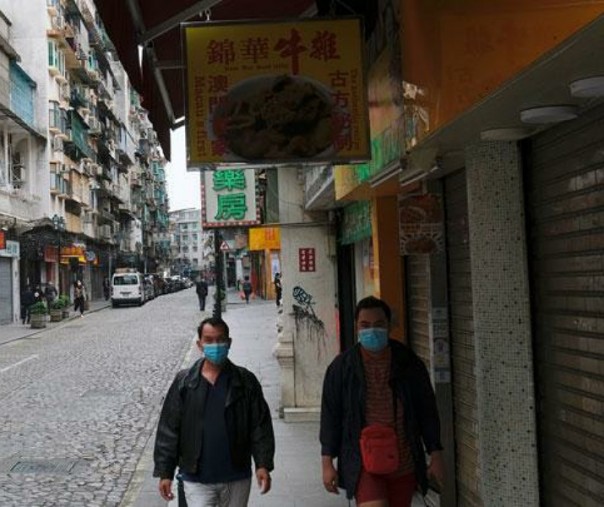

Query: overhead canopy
95 0 376 161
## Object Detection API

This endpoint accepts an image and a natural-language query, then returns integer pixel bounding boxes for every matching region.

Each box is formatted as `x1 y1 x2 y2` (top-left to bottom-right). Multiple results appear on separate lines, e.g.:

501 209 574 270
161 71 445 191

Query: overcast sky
164 127 201 212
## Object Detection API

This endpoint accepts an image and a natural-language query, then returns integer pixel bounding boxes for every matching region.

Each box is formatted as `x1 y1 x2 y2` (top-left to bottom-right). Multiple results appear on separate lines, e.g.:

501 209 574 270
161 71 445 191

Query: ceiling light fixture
480 127 534 141
520 105 578 124
569 76 604 98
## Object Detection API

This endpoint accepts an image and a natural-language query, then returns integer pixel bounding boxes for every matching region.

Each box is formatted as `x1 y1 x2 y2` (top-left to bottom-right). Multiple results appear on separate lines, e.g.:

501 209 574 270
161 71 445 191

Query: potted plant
29 301 48 329
58 295 71 319
49 298 64 322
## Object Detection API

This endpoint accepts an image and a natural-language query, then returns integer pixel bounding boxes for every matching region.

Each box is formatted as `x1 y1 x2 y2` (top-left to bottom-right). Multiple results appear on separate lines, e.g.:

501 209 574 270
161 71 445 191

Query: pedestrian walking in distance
196 277 209 311
44 281 58 310
73 280 86 317
242 276 252 304
20 285 35 325
273 273 282 307
320 296 445 506
154 316 275 506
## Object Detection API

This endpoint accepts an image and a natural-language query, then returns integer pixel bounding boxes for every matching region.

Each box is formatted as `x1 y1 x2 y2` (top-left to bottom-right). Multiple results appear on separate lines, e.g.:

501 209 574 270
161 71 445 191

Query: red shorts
355 469 416 506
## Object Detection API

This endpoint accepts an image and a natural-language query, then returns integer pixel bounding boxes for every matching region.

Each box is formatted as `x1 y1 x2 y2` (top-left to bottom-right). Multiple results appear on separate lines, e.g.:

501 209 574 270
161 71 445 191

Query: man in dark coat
154 317 275 505
20 285 35 324
320 296 445 506
195 277 209 311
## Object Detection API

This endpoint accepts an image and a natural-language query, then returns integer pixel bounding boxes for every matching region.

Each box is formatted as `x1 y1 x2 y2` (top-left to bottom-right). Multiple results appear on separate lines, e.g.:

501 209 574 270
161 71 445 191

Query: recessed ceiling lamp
520 105 578 124
569 76 604 98
480 127 534 141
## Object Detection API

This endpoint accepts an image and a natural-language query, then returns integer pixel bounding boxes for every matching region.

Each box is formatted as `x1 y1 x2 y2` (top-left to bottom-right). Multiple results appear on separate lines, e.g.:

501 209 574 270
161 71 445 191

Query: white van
111 271 145 307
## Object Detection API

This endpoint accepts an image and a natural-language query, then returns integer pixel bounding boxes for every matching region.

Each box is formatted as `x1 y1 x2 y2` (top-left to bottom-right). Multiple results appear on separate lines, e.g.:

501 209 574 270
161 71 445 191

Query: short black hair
197 317 230 339
354 296 392 323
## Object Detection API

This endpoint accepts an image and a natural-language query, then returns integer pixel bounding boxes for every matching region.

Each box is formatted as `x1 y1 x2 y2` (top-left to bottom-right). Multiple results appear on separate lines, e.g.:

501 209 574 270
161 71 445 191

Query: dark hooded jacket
320 340 443 499
153 358 275 480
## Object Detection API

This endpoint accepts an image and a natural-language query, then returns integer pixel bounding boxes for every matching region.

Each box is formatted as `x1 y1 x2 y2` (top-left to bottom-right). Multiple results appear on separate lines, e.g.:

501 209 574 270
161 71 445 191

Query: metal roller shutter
405 254 430 368
444 170 482 507
0 258 13 324
526 104 604 507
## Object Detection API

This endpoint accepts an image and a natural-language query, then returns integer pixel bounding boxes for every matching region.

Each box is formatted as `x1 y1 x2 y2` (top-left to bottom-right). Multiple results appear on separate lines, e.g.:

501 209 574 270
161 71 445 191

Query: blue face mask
203 343 230 365
358 328 389 352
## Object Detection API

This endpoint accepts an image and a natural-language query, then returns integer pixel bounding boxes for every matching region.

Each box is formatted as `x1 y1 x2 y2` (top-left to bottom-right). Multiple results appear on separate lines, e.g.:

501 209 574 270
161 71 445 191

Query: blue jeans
182 477 251 507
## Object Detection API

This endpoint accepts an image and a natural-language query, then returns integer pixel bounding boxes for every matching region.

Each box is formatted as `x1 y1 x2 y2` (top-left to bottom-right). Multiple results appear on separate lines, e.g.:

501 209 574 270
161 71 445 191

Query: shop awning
95 0 375 161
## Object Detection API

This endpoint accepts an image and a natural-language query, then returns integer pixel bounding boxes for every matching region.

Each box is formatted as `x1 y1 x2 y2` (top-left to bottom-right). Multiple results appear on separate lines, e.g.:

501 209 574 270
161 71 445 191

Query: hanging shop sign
60 245 86 264
183 17 369 165
249 227 281 251
44 245 58 263
340 201 372 245
0 230 5 250
399 194 444 255
0 240 19 258
201 168 260 228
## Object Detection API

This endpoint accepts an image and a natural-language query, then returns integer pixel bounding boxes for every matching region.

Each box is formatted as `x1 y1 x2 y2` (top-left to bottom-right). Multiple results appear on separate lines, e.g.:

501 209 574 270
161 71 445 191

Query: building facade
0 0 170 322
169 208 208 279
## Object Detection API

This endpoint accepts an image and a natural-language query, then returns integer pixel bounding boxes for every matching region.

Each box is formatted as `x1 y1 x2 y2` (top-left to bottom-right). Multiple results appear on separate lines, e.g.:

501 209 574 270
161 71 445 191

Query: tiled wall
465 141 540 506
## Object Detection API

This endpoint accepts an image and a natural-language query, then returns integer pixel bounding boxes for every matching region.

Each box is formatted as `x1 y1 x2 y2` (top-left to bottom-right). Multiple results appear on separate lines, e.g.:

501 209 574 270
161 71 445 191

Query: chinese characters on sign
184 18 369 165
201 168 260 228
298 248 316 272
399 194 444 255
249 227 281 251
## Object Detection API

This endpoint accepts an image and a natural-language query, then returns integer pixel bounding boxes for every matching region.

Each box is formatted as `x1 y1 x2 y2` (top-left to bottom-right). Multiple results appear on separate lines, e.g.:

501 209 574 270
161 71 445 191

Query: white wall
275 166 338 415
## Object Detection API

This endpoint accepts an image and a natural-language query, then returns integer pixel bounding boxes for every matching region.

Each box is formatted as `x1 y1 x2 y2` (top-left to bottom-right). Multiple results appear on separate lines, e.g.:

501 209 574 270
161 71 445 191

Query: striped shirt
361 346 414 474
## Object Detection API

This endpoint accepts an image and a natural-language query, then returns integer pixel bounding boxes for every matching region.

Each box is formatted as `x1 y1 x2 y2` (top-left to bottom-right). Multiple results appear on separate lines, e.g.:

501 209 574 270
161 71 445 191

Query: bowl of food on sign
210 74 349 161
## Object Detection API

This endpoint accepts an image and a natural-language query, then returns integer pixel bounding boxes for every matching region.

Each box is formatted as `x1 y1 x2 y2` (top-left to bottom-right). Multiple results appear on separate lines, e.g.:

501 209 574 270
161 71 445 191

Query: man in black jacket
320 296 445 506
195 277 209 311
154 316 275 506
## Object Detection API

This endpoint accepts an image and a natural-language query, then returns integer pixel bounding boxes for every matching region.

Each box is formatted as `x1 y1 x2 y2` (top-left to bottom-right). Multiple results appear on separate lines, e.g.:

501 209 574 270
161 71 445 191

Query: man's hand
427 450 445 491
322 456 339 494
256 467 271 495
158 479 174 501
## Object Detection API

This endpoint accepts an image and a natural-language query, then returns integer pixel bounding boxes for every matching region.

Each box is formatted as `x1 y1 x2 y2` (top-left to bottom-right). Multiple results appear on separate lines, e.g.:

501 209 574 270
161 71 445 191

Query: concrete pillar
274 166 339 422
465 141 540 506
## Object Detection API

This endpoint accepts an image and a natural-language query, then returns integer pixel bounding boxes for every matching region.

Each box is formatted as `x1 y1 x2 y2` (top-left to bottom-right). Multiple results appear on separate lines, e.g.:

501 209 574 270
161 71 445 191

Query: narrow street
0 288 199 506
0 289 352 507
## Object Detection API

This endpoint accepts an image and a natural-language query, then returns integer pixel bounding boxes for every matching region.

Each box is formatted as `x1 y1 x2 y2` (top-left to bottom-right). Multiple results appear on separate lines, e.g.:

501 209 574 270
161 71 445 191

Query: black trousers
197 295 206 311
74 297 85 314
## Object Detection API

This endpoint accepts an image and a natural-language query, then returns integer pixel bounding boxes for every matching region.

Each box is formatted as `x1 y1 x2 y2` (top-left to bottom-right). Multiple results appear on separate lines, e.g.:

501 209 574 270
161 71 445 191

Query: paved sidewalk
0 299 111 346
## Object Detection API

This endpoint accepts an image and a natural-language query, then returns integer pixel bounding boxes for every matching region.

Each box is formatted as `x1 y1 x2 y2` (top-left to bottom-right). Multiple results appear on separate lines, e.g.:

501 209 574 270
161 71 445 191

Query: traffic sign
219 241 230 252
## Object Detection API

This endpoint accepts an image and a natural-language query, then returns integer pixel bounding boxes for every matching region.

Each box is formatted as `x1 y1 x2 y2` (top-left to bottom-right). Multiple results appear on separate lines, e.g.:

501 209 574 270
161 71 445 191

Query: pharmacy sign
201 168 260 228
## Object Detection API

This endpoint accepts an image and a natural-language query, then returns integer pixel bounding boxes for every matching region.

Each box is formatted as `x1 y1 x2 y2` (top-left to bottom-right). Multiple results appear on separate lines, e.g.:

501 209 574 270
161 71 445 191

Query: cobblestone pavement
0 288 201 507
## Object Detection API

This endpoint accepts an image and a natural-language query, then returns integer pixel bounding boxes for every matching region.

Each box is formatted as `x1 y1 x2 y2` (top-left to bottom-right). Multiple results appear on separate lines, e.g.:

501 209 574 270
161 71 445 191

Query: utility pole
212 228 223 318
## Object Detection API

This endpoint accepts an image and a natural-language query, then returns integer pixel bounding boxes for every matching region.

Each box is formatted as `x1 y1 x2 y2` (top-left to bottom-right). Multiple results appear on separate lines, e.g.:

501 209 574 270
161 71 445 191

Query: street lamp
51 214 66 294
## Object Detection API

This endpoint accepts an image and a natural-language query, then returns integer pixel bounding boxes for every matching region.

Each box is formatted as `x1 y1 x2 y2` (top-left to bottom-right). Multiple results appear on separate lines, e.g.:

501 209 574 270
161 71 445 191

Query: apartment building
169 208 209 280
0 0 170 322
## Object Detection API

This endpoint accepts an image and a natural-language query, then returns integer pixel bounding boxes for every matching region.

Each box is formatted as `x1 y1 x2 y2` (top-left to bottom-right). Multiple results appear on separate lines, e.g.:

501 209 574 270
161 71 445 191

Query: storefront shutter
526 105 604 507
444 169 482 507
0 258 13 324
405 254 430 368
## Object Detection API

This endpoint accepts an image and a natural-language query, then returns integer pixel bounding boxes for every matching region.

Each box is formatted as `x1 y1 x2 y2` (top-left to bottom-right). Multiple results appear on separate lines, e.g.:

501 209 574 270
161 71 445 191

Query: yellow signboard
249 227 281 251
183 18 369 165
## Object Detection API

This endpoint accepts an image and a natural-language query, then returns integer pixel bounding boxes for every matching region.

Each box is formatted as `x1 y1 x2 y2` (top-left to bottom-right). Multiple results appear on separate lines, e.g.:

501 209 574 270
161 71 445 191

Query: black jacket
320 340 442 499
153 359 275 480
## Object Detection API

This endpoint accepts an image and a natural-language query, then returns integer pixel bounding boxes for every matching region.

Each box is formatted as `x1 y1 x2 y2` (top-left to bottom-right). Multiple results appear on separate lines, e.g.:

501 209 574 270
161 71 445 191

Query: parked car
170 275 185 291
111 270 145 307
143 276 155 300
